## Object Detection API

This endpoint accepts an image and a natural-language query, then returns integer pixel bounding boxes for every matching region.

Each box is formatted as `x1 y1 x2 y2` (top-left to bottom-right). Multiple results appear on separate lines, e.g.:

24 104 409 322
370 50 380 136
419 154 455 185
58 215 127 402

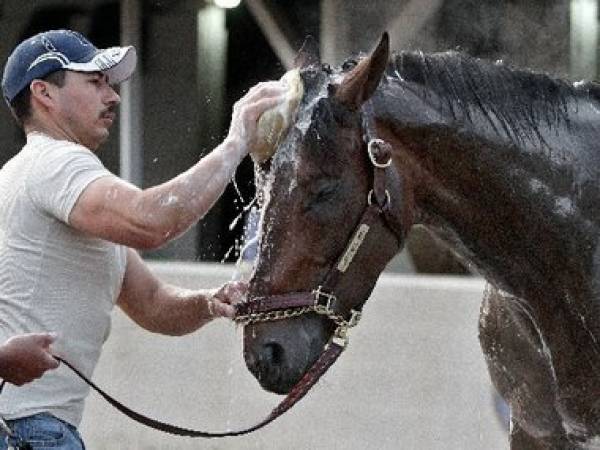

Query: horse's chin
254 366 301 395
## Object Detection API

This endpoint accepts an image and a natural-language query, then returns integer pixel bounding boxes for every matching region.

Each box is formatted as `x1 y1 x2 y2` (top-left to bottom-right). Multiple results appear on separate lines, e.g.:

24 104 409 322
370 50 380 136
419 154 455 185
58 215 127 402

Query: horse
240 33 600 449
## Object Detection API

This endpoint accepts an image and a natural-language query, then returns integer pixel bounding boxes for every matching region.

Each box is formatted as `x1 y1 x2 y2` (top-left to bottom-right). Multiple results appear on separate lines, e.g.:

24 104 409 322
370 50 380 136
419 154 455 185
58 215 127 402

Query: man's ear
29 80 55 109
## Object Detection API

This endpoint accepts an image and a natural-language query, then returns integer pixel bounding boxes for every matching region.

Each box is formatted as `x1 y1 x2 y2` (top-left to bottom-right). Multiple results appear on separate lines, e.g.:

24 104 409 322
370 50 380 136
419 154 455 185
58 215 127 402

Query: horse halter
223 102 404 433
235 139 402 343
235 101 403 341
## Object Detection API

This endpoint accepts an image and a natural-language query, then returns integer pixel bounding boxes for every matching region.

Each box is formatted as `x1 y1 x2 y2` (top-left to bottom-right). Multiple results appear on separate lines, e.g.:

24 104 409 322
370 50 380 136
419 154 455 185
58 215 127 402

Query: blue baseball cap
2 29 137 104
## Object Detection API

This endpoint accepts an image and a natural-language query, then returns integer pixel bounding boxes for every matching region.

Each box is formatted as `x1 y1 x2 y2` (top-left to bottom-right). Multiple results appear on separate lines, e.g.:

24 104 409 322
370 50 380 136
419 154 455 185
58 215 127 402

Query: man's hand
0 333 59 386
207 281 248 320
226 81 287 158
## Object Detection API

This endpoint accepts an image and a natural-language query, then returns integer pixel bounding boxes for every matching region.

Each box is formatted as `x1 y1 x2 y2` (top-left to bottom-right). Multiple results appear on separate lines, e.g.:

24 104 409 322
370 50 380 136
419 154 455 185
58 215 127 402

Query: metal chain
234 306 315 325
235 303 362 332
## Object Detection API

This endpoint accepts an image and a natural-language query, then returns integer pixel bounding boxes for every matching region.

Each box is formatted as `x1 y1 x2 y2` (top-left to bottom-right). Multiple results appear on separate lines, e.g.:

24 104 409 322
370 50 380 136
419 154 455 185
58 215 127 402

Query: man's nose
105 85 120 106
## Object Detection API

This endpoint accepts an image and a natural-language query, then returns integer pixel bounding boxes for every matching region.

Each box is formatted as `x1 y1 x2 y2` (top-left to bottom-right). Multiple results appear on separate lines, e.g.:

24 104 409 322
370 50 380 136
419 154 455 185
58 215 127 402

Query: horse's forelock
299 67 328 97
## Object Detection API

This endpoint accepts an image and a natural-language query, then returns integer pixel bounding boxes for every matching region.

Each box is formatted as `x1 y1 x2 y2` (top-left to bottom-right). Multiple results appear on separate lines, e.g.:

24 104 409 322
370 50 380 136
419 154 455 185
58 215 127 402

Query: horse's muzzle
244 339 301 394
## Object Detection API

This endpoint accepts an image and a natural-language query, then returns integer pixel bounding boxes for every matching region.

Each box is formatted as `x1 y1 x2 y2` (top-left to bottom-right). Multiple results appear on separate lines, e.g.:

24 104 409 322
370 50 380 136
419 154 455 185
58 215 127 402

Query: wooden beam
570 0 599 79
120 0 144 186
245 0 296 70
387 0 445 48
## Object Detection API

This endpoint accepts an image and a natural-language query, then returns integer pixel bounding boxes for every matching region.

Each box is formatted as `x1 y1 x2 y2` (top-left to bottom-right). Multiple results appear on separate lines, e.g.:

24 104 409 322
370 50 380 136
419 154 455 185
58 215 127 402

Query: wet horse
241 34 600 449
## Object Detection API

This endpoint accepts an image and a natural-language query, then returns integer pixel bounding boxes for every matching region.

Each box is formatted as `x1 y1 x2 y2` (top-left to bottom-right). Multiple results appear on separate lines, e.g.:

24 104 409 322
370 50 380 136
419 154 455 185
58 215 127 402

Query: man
0 29 286 448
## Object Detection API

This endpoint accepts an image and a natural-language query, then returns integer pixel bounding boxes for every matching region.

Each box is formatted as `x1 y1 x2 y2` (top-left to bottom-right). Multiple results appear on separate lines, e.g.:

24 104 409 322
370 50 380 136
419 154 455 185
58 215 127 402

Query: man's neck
25 122 70 142
24 119 93 151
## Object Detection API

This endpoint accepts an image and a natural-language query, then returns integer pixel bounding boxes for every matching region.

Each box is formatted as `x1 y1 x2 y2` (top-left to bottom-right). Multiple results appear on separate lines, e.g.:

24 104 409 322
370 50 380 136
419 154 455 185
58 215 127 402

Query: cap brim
64 46 137 84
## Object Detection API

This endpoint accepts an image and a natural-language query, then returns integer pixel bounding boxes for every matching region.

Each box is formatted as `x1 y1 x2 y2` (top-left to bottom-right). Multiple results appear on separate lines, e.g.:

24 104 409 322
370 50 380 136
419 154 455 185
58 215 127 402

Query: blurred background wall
0 0 592 272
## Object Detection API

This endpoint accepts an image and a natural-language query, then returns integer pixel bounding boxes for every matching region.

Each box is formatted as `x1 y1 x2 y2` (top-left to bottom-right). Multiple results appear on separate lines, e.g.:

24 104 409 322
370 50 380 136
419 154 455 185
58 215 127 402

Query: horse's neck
377 111 593 296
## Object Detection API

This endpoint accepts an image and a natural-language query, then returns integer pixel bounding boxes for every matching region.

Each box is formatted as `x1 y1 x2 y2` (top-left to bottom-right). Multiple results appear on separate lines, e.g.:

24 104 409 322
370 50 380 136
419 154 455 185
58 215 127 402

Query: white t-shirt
0 133 127 427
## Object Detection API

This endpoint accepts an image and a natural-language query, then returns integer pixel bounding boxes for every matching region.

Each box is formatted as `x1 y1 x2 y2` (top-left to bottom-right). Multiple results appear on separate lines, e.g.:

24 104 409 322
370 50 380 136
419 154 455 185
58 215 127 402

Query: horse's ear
294 35 320 68
335 32 389 110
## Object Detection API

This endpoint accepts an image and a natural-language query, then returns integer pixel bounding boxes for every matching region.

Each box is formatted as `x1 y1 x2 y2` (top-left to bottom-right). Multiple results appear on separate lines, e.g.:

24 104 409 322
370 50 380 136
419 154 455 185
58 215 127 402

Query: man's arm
117 249 245 336
0 333 59 385
69 81 285 249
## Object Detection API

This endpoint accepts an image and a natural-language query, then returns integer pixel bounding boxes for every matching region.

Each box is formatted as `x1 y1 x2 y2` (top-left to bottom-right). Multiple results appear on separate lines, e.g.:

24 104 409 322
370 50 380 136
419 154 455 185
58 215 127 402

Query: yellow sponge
251 69 304 163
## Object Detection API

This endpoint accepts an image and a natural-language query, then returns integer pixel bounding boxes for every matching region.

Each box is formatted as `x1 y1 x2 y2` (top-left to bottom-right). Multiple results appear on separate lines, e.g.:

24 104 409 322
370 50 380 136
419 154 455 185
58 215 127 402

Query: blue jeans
0 413 85 449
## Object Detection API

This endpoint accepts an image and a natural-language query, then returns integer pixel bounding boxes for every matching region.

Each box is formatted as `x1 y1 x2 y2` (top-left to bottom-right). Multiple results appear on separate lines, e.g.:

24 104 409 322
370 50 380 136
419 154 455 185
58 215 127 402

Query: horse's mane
385 51 600 145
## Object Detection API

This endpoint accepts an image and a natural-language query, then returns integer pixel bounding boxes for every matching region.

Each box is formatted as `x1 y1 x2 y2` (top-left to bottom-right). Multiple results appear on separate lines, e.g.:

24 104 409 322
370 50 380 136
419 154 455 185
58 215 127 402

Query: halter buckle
313 286 336 314
332 326 349 348
368 139 392 168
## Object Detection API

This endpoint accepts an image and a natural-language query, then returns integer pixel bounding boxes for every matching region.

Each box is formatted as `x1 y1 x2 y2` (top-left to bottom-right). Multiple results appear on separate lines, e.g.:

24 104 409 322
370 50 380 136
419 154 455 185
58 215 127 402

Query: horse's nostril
264 342 284 366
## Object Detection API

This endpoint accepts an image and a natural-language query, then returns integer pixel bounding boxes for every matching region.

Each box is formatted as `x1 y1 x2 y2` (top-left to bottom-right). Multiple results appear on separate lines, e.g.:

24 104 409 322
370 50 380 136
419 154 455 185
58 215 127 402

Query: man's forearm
140 285 215 336
112 80 285 248
137 137 246 243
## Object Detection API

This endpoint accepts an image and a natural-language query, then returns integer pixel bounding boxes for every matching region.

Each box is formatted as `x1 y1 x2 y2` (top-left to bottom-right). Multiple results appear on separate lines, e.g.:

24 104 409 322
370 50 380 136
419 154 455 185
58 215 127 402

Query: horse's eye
306 179 340 210
314 186 336 203
342 59 358 71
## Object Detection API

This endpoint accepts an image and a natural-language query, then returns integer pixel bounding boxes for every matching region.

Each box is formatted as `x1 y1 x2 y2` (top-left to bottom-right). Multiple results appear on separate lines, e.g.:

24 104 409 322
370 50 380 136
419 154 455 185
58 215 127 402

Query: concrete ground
78 262 508 449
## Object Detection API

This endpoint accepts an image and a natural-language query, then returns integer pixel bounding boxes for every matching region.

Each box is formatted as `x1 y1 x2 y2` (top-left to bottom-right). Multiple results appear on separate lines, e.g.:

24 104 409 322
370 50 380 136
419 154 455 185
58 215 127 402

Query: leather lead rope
52 342 343 438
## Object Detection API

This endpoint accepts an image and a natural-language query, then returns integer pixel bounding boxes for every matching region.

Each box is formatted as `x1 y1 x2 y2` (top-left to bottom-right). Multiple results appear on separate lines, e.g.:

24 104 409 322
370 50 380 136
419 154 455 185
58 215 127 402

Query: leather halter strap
18 103 401 439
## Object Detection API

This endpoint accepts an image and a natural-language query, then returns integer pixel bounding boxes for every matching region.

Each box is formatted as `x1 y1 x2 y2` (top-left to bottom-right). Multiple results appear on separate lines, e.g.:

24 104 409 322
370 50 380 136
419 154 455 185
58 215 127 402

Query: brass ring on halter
367 139 392 168
367 189 391 207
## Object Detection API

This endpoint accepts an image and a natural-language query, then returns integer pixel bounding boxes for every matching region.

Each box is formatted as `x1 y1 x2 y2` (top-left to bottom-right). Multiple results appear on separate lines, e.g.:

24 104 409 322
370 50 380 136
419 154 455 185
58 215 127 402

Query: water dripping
231 176 245 204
